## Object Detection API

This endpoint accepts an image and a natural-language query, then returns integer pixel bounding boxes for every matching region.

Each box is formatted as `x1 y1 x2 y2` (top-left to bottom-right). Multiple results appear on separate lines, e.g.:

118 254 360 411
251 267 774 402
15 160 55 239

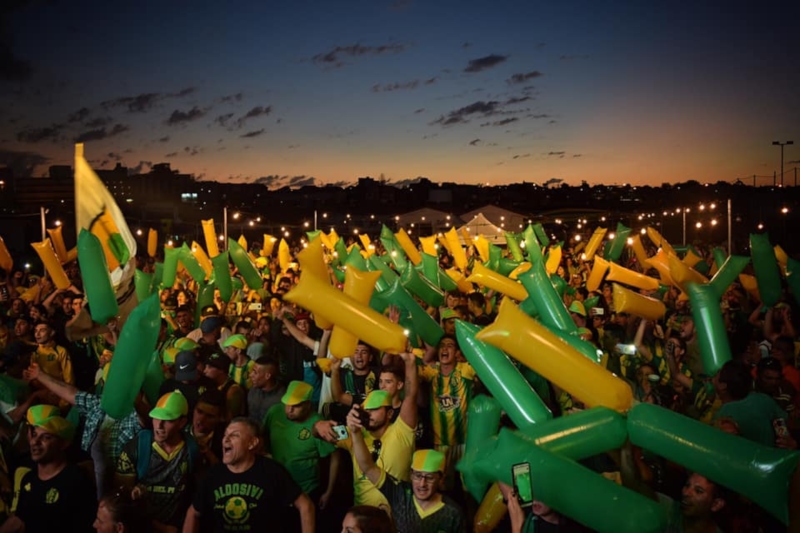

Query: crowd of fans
0 234 796 533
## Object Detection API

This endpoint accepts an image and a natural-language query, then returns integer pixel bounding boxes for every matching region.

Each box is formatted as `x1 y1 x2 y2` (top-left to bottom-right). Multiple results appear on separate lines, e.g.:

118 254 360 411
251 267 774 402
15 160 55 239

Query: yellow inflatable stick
477 299 633 413
461 227 474 248
573 240 586 254
31 239 70 289
0 235 13 272
90 212 121 271
613 283 666 321
586 256 610 292
668 253 708 292
645 249 675 286
646 226 676 256
278 239 291 273
201 219 219 258
395 228 422 266
47 226 68 263
147 229 158 258
629 234 649 269
65 247 78 263
582 227 607 261
284 272 407 354
296 238 334 330
738 273 761 303
508 262 532 280
191 242 213 277
545 244 562 275
419 235 438 257
437 233 452 255
328 268 382 358
467 263 528 302
774 245 788 276
606 262 660 291
445 227 468 272
237 234 248 251
358 234 374 257
316 358 332 374
472 235 490 264
319 230 333 250
328 229 340 250
445 268 473 294
473 483 507 533
682 249 703 268
261 234 277 257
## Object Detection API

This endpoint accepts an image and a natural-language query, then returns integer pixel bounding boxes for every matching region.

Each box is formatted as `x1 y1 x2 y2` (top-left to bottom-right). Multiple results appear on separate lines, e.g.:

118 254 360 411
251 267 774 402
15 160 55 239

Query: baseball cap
149 391 188 421
293 312 311 323
363 390 392 410
247 342 266 359
174 350 198 381
200 305 219 317
440 308 459 321
200 316 224 334
412 449 445 473
281 381 312 406
222 334 248 350
206 352 231 372
27 404 75 441
568 301 586 317
174 337 199 351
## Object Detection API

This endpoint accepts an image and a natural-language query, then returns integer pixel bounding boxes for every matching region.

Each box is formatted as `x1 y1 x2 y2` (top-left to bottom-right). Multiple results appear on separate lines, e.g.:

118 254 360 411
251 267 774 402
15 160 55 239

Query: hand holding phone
512 462 533 508
332 425 349 441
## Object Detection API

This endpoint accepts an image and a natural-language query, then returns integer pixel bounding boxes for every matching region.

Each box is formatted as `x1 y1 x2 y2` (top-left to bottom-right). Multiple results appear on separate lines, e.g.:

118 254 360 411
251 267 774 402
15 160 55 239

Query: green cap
281 381 312 406
440 308 459 321
174 337 199 351
27 404 75 441
149 391 188 421
363 390 392 410
412 449 445 473
222 334 248 350
568 300 586 317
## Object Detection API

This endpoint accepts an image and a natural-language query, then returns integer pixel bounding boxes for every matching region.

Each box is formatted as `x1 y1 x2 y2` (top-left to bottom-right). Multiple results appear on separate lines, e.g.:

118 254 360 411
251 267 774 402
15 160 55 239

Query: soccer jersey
229 359 255 390
419 362 476 447
340 368 377 404
337 417 415 508
263 404 336 493
377 471 466 533
194 456 302 533
11 463 96 533
116 435 194 527
32 344 74 385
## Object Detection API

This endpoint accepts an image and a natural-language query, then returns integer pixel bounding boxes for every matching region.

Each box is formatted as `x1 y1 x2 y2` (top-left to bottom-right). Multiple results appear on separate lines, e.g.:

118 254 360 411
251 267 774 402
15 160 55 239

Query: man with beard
183 418 314 533
115 391 197 533
349 431 465 533
1 405 95 533
328 341 377 422
263 381 340 531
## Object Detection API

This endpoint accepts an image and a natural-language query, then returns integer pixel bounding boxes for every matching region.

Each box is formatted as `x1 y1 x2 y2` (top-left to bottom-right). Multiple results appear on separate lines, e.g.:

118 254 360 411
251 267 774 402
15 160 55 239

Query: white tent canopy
457 212 506 244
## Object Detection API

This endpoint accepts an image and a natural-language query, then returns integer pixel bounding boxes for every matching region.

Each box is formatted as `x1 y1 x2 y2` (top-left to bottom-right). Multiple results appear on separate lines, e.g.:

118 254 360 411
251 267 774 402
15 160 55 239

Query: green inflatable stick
375 280 444 347
334 238 349 265
519 297 539 318
194 281 216 327
228 238 263 290
518 406 628 458
438 266 458 292
497 257 520 277
518 262 577 335
533 223 550 248
687 282 731 376
505 232 524 262
712 247 728 273
628 403 800 525
230 276 243 293
693 259 710 275
603 222 631 263
400 264 444 308
542 322 602 363
583 295 599 310
331 266 345 284
462 428 667 533
135 269 153 303
485 243 501 272
101 294 161 419
522 224 543 263
77 229 118 324
367 254 399 287
162 246 180 288
550 273 567 297
419 253 441 288
142 350 166 405
306 230 321 243
179 243 207 283
211 252 233 303
344 245 367 271
750 232 782 307
708 255 750 298
456 321 552 430
462 395 503 501
150 261 164 293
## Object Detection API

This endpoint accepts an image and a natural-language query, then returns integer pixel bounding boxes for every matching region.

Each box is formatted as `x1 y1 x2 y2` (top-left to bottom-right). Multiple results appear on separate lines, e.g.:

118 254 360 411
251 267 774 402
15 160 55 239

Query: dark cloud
253 175 317 190
547 151 566 158
67 107 91 124
372 80 418 92
469 139 481 146
312 43 407 67
0 149 48 177
102 87 196 113
74 123 129 143
221 93 244 103
158 136 170 143
214 113 234 127
573 154 582 158
183 146 201 156
512 153 531 159
129 161 153 175
481 117 519 127
430 100 499 126
236 106 271 128
287 175 316 188
85 116 113 128
462 42 472 49
464 54 508 73
528 113 551 119
165 152 177 158
107 152 122 161
507 71 543 84
166 106 206 126
173 87 196 97
414 108 425 114
240 129 265 138
17 124 63 143
505 96 532 105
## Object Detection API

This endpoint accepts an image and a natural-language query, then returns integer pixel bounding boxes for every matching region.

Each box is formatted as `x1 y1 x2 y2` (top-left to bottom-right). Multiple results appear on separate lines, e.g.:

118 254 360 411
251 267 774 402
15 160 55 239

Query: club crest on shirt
437 395 460 412
45 488 59 504
298 428 311 441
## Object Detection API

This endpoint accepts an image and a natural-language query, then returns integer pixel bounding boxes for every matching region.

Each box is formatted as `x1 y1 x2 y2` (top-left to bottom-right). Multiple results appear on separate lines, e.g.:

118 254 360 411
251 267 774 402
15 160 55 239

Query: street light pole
773 140 794 187
223 206 228 250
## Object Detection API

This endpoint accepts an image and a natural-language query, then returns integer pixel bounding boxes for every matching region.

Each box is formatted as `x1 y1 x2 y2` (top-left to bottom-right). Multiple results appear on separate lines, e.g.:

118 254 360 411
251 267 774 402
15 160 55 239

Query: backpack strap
136 430 153 480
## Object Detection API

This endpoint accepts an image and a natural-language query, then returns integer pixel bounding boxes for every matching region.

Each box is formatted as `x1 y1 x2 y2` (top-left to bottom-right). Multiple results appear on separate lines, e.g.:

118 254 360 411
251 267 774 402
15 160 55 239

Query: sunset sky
1 0 798 188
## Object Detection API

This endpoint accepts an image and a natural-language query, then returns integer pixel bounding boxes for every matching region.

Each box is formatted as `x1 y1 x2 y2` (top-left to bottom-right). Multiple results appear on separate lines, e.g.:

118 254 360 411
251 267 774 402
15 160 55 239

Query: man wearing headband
2 405 94 533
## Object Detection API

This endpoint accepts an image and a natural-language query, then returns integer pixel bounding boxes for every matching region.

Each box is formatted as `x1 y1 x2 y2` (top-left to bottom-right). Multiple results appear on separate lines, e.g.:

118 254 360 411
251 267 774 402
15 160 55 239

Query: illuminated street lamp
773 140 794 187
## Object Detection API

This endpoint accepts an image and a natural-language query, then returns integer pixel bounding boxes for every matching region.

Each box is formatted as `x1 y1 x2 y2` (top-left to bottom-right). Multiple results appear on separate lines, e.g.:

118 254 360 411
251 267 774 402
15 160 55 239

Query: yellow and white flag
67 144 138 340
